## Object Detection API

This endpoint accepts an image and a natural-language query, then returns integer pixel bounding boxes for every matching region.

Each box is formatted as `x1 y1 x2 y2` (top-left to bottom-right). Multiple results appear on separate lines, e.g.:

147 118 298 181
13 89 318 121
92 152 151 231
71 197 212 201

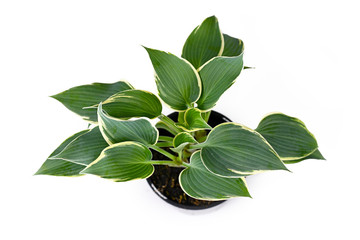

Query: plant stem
178 111 185 124
156 122 177 136
158 136 174 142
155 141 173 147
149 145 178 161
188 142 206 150
178 149 183 162
158 115 182 134
150 160 184 168
182 162 191 168
201 110 211 123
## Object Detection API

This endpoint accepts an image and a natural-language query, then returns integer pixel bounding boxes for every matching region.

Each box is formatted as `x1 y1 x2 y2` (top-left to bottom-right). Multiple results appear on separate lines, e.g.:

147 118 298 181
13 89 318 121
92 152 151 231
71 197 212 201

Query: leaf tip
206 15 218 22
142 45 151 52
34 165 47 176
283 165 292 173
49 94 59 100
278 159 292 173
244 66 255 70
246 192 253 199
317 151 326 160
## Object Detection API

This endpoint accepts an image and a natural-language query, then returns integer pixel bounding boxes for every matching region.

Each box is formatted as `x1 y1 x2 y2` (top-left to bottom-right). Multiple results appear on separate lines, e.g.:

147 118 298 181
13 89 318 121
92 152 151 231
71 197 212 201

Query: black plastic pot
147 110 232 210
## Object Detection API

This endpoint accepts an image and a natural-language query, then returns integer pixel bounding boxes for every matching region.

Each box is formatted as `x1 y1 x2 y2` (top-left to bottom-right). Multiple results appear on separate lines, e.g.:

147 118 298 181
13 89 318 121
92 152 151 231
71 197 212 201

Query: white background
1 0 359 239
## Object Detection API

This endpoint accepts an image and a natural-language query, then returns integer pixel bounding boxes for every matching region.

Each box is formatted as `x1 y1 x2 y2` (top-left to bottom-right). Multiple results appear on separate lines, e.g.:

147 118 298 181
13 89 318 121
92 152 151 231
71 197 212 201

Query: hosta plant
36 16 324 201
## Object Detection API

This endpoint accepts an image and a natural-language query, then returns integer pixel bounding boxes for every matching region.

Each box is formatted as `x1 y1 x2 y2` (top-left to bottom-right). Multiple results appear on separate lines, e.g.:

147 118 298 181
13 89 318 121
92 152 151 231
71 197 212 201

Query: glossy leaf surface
179 152 251 200
81 142 154 182
51 81 133 122
201 123 288 177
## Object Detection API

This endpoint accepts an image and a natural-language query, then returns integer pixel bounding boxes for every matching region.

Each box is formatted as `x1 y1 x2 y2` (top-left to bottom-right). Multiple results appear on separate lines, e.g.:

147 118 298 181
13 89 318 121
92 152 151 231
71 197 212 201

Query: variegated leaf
181 16 223 69
35 130 89 176
171 132 198 153
81 142 154 182
178 108 211 132
196 46 244 111
144 47 201 111
49 126 108 166
200 123 288 177
284 149 325 164
179 151 251 200
98 103 158 145
256 113 318 160
51 81 133 122
89 89 162 119
222 33 244 57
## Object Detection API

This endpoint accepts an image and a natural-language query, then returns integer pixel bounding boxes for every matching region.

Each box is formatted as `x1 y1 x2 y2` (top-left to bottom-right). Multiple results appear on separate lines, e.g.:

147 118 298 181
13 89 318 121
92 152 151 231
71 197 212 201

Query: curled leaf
178 108 211 132
98 103 158 145
90 89 162 119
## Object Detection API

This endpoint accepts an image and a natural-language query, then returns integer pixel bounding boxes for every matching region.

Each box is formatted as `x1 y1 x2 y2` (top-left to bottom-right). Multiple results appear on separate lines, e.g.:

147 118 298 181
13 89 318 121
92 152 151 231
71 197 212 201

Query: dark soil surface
147 111 231 210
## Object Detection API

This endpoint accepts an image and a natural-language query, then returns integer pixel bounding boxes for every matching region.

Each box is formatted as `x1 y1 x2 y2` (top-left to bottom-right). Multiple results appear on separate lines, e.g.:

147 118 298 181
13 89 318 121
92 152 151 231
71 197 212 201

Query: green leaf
49 126 108 166
178 108 211 132
284 149 325 164
35 130 89 176
256 113 318 160
179 152 251 200
222 34 244 57
89 89 162 119
173 132 197 148
200 123 288 177
155 121 177 136
51 81 133 122
98 103 158 145
35 159 86 177
81 142 154 182
182 16 223 69
144 47 201 111
196 50 244 111
158 136 174 142
201 111 211 123
171 132 198 153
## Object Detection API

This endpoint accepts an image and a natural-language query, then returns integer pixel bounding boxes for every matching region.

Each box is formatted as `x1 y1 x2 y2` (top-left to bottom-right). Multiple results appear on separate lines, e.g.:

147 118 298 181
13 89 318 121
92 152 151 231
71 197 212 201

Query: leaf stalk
149 145 178 162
